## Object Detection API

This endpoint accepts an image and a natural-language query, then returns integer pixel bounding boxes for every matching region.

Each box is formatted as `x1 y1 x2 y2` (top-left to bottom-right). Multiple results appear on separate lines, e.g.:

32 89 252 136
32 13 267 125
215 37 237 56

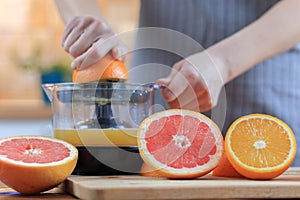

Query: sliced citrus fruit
137 109 224 179
0 136 78 194
225 114 296 179
212 148 243 178
140 162 163 177
72 53 129 82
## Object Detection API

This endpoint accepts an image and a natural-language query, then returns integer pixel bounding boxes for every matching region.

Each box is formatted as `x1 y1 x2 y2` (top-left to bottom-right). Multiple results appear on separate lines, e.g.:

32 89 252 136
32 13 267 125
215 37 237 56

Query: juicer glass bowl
42 82 160 175
43 82 157 130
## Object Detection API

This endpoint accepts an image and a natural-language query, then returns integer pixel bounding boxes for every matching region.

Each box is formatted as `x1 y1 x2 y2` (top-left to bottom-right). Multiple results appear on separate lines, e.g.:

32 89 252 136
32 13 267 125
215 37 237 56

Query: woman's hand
62 16 126 70
157 51 226 112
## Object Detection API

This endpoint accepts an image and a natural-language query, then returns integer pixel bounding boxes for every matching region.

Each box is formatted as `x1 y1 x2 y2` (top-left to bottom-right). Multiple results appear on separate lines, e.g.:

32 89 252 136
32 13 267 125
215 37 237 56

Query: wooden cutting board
61 167 300 200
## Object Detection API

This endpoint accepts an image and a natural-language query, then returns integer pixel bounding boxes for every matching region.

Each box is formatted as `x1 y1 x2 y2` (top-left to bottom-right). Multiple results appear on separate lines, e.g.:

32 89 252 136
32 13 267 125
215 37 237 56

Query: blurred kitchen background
0 0 140 137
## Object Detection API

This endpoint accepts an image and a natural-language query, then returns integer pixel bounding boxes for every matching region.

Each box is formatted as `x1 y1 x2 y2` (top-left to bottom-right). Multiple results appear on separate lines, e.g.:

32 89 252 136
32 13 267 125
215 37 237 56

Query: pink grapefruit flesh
0 136 78 194
138 109 224 179
0 138 71 164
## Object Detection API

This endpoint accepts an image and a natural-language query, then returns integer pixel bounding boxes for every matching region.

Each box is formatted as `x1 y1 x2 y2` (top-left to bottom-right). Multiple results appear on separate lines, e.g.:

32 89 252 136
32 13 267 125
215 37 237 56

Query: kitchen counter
0 183 75 199
1 167 300 200
0 100 52 137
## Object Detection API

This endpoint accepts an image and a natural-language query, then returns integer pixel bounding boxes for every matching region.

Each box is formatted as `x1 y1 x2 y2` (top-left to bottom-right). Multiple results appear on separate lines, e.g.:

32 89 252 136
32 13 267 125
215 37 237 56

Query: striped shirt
129 0 300 166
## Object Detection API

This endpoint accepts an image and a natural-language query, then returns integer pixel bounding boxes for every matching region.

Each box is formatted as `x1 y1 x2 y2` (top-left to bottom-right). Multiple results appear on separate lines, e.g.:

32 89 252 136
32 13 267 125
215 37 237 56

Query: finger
69 21 110 58
159 87 176 103
176 77 213 112
170 59 206 101
112 45 127 61
181 92 213 112
157 61 185 101
168 92 212 113
165 71 189 102
111 47 119 60
70 55 84 70
156 60 185 86
62 17 80 45
156 78 170 87
167 98 180 109
71 47 97 70
163 60 184 83
173 83 204 108
63 18 94 53
63 28 85 54
73 34 119 70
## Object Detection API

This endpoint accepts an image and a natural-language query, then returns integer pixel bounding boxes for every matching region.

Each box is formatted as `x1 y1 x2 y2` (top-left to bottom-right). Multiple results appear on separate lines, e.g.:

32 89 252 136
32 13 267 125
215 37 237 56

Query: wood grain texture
62 167 300 200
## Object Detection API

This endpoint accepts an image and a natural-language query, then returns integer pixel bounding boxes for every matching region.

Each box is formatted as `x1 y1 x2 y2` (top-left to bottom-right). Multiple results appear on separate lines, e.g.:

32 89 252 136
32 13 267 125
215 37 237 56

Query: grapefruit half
140 162 163 177
137 109 224 179
0 136 78 194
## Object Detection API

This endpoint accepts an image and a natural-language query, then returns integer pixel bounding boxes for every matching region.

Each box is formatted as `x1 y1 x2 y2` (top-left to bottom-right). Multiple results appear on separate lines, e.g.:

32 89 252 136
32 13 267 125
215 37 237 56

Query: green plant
46 63 72 82
11 43 72 81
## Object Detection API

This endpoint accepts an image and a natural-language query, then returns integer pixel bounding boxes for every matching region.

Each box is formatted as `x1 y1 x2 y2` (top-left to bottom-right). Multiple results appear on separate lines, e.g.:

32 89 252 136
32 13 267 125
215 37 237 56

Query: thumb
156 60 183 86
156 77 170 86
156 77 176 102
112 45 127 62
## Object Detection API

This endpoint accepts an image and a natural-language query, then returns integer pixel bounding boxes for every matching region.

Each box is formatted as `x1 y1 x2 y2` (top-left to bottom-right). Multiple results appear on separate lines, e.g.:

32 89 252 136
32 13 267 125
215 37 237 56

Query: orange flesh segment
230 118 292 168
0 138 70 163
145 115 216 169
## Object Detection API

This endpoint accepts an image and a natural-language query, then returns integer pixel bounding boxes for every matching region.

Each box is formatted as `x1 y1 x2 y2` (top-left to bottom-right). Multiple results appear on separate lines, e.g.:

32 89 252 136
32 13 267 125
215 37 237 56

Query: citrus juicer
42 81 159 175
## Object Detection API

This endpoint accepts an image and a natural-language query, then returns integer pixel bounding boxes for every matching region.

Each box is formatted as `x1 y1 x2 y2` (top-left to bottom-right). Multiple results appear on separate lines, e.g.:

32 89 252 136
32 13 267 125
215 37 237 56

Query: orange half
212 147 243 178
72 53 129 82
225 114 296 179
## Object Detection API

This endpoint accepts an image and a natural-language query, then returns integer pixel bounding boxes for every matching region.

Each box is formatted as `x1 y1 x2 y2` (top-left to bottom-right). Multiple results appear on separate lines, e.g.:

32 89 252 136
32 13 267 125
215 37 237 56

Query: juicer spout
41 84 55 102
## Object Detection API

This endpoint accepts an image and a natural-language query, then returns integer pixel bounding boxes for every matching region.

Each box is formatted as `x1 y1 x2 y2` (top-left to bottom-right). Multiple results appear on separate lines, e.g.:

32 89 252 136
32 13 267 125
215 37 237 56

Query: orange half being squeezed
72 53 129 82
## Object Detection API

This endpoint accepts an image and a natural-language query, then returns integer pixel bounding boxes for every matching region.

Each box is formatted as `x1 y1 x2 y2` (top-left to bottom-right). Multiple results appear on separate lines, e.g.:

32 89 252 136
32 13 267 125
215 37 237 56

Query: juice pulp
54 128 138 147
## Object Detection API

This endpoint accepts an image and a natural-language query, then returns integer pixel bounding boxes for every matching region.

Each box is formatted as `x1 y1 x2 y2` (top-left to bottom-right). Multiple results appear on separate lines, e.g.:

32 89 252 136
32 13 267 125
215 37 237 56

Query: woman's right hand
62 16 126 70
157 51 226 112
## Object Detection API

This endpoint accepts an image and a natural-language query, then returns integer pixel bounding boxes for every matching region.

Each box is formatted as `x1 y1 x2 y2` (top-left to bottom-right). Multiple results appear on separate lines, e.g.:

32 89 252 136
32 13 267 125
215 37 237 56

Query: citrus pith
225 114 296 179
0 136 78 194
140 162 163 177
137 109 224 179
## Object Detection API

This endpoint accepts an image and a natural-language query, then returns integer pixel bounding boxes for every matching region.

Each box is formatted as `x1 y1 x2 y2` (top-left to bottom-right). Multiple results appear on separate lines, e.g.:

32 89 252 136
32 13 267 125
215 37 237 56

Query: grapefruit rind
0 136 78 194
225 114 296 179
140 162 163 177
137 109 224 179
